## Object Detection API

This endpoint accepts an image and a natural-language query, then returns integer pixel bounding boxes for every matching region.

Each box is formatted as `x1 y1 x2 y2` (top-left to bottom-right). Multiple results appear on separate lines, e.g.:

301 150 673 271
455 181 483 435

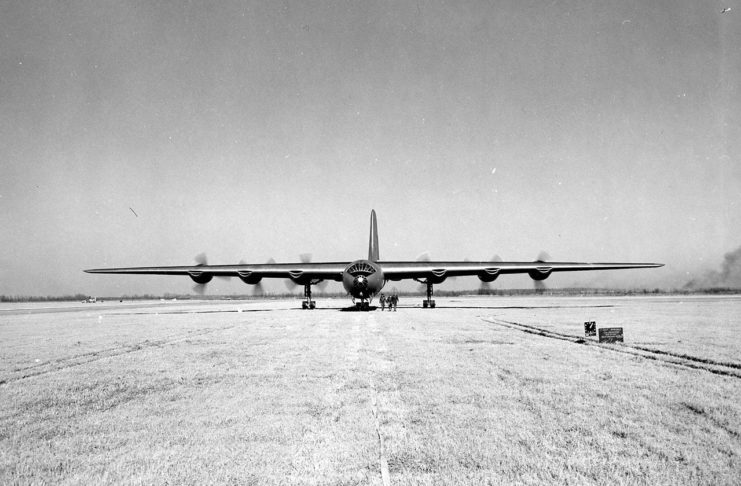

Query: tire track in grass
337 319 376 482
366 313 391 486
481 317 741 379
0 325 234 385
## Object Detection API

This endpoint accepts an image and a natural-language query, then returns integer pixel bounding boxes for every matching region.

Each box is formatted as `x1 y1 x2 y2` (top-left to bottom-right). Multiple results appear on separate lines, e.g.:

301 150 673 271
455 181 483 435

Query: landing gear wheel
417 280 437 309
302 284 317 310
354 300 370 311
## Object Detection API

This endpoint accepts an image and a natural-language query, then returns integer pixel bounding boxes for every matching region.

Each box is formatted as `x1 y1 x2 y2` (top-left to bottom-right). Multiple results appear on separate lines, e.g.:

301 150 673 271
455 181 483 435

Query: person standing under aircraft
380 294 386 311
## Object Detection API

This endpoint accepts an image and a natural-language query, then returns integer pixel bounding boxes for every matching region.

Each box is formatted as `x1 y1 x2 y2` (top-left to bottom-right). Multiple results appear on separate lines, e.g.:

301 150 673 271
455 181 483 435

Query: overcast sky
1 0 739 296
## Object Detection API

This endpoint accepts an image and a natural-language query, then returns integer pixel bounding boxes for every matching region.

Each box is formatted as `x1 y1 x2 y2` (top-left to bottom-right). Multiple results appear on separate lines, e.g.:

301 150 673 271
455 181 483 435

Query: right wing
84 262 349 283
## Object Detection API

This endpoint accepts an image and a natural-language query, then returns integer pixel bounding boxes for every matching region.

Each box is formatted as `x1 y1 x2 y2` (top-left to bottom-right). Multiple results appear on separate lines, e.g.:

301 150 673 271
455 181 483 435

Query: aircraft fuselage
342 259 385 300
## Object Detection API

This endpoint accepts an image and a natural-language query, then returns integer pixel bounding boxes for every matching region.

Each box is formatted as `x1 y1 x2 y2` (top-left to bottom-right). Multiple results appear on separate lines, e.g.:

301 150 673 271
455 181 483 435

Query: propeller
196 253 232 279
298 253 328 290
192 253 232 295
284 255 301 291
284 254 327 292
534 251 550 292
239 259 266 296
477 263 491 292
478 255 502 293
192 253 209 295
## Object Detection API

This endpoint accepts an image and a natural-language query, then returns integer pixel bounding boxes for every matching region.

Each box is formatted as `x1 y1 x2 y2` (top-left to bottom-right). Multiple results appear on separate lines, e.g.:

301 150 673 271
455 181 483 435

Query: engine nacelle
427 269 448 285
189 273 213 284
528 268 552 281
478 268 500 283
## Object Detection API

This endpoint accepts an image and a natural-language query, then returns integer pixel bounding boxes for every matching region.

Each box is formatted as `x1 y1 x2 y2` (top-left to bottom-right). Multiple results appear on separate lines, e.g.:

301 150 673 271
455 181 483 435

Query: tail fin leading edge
368 209 379 262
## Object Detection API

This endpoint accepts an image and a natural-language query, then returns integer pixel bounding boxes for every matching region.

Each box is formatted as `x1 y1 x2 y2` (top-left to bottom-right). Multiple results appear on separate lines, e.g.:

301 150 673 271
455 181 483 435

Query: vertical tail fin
368 209 379 262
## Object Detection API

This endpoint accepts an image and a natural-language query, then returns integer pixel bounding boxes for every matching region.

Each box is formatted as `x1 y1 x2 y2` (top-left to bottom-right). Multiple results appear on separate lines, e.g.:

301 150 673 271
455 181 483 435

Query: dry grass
1 296 740 484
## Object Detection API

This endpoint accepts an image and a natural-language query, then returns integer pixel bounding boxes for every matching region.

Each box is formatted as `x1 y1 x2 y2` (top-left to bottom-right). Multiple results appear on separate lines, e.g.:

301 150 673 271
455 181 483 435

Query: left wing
378 260 664 281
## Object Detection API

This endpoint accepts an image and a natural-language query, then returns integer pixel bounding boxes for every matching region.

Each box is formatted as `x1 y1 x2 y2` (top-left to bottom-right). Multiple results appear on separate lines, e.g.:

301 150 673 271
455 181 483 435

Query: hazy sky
1 0 739 296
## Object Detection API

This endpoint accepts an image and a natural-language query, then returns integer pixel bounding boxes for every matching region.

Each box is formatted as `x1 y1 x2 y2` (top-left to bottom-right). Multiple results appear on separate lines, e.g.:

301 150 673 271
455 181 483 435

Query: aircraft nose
353 275 368 290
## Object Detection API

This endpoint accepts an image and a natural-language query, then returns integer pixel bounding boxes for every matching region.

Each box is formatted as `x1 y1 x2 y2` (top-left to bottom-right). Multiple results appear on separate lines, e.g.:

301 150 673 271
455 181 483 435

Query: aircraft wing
378 261 664 281
84 262 349 282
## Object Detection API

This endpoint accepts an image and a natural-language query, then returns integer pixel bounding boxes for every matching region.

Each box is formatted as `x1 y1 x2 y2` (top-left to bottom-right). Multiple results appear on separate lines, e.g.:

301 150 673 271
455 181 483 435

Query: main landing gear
415 279 436 308
301 283 316 310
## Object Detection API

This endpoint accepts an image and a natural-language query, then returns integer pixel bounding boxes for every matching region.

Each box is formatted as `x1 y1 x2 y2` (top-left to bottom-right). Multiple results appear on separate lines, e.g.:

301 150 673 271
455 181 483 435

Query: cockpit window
347 262 375 276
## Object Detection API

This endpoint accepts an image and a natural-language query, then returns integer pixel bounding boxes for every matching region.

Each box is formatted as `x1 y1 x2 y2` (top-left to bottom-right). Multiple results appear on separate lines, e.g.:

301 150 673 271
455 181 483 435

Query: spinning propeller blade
192 253 209 295
534 251 550 291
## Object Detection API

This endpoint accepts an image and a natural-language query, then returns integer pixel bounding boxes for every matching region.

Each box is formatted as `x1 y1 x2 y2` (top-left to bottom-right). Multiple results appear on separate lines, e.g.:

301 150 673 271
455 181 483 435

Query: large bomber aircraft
85 210 663 310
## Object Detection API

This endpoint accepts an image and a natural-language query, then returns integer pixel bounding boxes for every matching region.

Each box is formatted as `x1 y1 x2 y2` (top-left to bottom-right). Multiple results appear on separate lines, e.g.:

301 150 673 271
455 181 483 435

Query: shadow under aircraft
85 210 663 310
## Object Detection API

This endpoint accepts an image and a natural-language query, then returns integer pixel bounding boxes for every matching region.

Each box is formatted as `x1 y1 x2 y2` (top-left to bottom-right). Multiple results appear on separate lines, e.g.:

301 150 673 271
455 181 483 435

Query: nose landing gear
351 292 371 311
350 274 373 310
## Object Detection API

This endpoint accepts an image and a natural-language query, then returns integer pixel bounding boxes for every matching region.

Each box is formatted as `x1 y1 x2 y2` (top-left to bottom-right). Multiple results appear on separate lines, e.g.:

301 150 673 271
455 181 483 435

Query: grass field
1 296 740 484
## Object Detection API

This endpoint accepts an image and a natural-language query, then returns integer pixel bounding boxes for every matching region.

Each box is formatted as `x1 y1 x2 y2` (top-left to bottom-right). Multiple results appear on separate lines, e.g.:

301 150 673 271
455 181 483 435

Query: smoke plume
684 245 741 289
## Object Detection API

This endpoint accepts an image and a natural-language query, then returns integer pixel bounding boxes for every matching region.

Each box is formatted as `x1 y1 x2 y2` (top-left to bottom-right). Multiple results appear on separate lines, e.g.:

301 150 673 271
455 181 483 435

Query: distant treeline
2 287 740 303
1 294 93 303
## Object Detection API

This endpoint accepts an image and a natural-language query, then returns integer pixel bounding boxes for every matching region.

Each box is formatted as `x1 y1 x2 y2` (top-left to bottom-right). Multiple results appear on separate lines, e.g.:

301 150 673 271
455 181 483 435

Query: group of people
379 293 398 311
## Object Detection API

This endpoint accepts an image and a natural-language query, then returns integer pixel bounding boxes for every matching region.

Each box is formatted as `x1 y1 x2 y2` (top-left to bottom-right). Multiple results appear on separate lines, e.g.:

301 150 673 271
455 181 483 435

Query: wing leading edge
378 261 663 281
85 260 663 280
84 262 348 282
